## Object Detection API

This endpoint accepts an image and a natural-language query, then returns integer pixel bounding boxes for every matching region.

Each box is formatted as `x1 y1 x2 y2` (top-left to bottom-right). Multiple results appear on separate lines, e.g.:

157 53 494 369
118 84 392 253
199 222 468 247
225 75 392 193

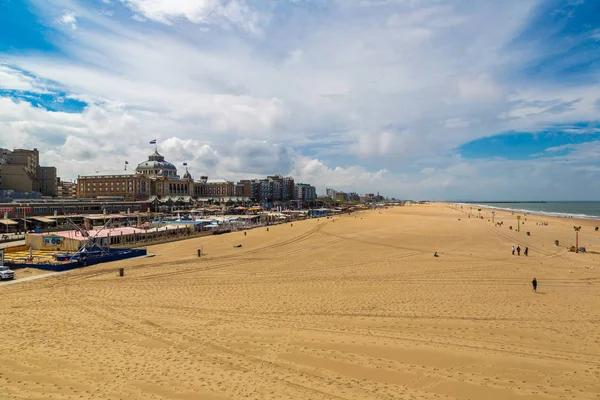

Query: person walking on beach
512 246 515 255
516 246 521 256
524 247 529 256
532 277 537 292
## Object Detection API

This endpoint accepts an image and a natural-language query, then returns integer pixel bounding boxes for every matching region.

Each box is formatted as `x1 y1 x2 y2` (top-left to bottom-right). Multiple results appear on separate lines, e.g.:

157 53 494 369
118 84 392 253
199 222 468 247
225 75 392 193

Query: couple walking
512 245 528 256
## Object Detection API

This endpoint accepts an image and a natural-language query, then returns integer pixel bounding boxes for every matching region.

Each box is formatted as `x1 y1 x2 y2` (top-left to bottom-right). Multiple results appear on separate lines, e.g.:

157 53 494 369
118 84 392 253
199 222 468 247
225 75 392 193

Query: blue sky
0 0 599 200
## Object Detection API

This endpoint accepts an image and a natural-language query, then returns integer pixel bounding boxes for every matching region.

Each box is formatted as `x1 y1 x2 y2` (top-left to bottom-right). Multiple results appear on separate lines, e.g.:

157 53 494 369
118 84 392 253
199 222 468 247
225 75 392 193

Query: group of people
511 245 528 256
510 246 537 292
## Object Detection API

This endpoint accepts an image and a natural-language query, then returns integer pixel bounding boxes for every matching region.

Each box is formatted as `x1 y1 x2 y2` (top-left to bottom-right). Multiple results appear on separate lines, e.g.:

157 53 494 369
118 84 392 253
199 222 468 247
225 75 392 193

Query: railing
112 230 213 248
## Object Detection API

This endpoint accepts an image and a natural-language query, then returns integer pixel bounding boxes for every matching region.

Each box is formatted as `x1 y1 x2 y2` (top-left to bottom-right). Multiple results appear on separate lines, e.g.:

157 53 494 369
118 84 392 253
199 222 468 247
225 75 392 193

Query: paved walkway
0 271 66 286
0 240 25 249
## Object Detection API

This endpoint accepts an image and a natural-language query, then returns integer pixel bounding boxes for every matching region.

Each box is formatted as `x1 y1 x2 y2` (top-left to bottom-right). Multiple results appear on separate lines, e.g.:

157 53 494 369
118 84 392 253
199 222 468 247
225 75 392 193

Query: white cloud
0 65 51 93
291 156 390 194
284 48 303 66
458 74 503 101
118 0 266 34
2 0 600 199
58 11 78 30
443 118 470 129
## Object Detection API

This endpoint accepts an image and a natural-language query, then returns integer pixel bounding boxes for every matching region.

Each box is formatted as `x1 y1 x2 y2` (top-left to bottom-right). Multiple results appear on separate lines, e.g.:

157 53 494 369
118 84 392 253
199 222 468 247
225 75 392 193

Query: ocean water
458 202 600 220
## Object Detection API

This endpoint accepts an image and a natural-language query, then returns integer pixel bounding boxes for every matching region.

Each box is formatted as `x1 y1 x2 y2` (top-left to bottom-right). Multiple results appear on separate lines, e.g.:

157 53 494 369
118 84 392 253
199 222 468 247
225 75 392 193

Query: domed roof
183 168 192 180
136 150 177 173
136 160 177 171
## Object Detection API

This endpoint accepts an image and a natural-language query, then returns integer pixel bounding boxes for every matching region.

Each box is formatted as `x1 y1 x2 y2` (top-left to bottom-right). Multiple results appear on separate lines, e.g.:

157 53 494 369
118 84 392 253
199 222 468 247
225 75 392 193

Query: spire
148 150 165 162
183 166 192 180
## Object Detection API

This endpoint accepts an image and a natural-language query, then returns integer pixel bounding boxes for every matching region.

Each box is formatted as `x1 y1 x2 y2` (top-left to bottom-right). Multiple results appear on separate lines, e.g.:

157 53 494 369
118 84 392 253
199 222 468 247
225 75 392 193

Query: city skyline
1 1 599 200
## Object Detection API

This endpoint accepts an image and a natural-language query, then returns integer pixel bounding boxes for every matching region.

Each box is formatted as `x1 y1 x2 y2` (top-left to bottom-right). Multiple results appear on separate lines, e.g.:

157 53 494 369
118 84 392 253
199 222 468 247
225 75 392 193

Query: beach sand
1 203 599 399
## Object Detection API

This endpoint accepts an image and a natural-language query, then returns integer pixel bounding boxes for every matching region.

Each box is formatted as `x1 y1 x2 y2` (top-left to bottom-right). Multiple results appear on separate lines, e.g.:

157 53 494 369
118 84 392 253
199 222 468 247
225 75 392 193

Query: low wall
4 245 29 253
6 248 147 272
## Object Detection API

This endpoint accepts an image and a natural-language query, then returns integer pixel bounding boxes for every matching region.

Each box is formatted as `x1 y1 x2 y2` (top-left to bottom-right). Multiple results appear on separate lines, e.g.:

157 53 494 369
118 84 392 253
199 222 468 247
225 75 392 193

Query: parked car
0 266 15 280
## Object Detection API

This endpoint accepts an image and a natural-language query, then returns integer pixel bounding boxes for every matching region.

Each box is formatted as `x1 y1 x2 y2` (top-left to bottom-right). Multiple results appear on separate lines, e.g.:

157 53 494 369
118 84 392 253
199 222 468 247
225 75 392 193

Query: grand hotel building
77 150 248 204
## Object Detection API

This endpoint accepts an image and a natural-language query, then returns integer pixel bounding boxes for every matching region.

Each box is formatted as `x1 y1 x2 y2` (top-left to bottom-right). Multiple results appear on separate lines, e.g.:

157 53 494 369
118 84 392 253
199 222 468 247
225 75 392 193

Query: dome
136 150 178 177
136 160 177 171
183 168 192 180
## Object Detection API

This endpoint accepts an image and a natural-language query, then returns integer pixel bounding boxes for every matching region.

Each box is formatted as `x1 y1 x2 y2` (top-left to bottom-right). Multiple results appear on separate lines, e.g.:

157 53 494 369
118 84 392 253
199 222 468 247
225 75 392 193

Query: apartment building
294 183 317 202
57 179 78 198
0 148 58 196
39 166 57 197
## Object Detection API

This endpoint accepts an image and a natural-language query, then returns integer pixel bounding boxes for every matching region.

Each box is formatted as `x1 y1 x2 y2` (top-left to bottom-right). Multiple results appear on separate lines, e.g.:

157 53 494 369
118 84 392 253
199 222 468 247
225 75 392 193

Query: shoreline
451 201 600 221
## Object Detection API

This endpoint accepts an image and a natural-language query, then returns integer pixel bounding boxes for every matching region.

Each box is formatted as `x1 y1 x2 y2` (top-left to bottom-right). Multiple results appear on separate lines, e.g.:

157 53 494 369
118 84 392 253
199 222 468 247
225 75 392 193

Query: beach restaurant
26 227 148 251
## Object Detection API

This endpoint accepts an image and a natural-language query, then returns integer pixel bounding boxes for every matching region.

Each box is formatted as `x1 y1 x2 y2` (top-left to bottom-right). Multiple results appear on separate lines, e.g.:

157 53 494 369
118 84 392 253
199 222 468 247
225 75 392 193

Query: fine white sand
1 203 599 400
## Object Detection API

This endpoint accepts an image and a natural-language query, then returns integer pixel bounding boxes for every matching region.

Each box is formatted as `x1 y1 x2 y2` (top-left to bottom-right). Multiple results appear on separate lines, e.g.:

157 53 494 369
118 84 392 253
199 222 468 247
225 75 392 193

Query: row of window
85 187 132 192
86 182 133 186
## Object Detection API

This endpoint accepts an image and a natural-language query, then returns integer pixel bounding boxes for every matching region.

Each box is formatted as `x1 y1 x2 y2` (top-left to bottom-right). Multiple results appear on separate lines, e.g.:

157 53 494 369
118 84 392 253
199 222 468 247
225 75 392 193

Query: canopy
31 216 55 223
0 219 18 225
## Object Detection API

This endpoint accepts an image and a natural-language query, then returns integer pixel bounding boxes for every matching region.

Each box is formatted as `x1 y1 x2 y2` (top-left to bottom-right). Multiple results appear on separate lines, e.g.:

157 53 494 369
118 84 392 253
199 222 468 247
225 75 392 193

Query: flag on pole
149 139 157 144
125 161 129 164
183 162 188 166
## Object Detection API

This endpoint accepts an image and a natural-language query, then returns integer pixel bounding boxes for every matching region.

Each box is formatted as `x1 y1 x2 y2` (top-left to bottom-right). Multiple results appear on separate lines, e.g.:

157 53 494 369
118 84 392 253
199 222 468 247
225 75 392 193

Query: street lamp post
574 226 581 252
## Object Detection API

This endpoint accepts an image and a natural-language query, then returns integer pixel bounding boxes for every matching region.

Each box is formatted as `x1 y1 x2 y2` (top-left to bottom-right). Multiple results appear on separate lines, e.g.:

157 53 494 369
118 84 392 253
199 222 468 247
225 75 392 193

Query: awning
31 216 55 223
87 215 109 220
0 219 18 225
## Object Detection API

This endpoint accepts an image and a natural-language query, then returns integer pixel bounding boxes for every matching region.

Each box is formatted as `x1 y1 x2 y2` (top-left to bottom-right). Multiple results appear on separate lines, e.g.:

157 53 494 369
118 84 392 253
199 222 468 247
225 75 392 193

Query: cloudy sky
1 0 599 200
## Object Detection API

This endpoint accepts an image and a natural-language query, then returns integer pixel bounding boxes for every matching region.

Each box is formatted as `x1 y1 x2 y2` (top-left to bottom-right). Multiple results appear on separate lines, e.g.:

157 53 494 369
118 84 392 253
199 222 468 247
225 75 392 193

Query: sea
457 202 600 220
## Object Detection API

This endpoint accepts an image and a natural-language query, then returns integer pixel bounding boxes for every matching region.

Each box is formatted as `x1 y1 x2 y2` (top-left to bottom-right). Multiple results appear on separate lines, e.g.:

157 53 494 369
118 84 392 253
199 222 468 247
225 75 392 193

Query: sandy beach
1 203 599 400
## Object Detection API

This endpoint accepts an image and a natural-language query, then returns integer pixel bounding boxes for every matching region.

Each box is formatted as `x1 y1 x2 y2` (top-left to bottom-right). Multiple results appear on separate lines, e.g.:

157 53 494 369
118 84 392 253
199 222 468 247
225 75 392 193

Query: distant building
294 183 317 202
348 192 360 202
335 192 348 202
326 188 337 199
57 179 77 198
39 166 57 197
238 179 260 201
77 170 150 202
266 174 295 202
77 149 249 204
195 178 239 203
236 175 296 203
0 148 59 196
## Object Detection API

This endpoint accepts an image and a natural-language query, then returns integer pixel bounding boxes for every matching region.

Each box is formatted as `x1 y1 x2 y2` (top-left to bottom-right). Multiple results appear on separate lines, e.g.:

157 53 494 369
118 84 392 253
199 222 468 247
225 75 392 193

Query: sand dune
1 203 599 399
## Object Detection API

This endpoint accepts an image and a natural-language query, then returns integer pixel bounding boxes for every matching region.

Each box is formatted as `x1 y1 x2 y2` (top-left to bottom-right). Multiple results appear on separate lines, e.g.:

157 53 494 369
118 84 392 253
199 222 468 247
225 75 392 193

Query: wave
452 203 600 220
